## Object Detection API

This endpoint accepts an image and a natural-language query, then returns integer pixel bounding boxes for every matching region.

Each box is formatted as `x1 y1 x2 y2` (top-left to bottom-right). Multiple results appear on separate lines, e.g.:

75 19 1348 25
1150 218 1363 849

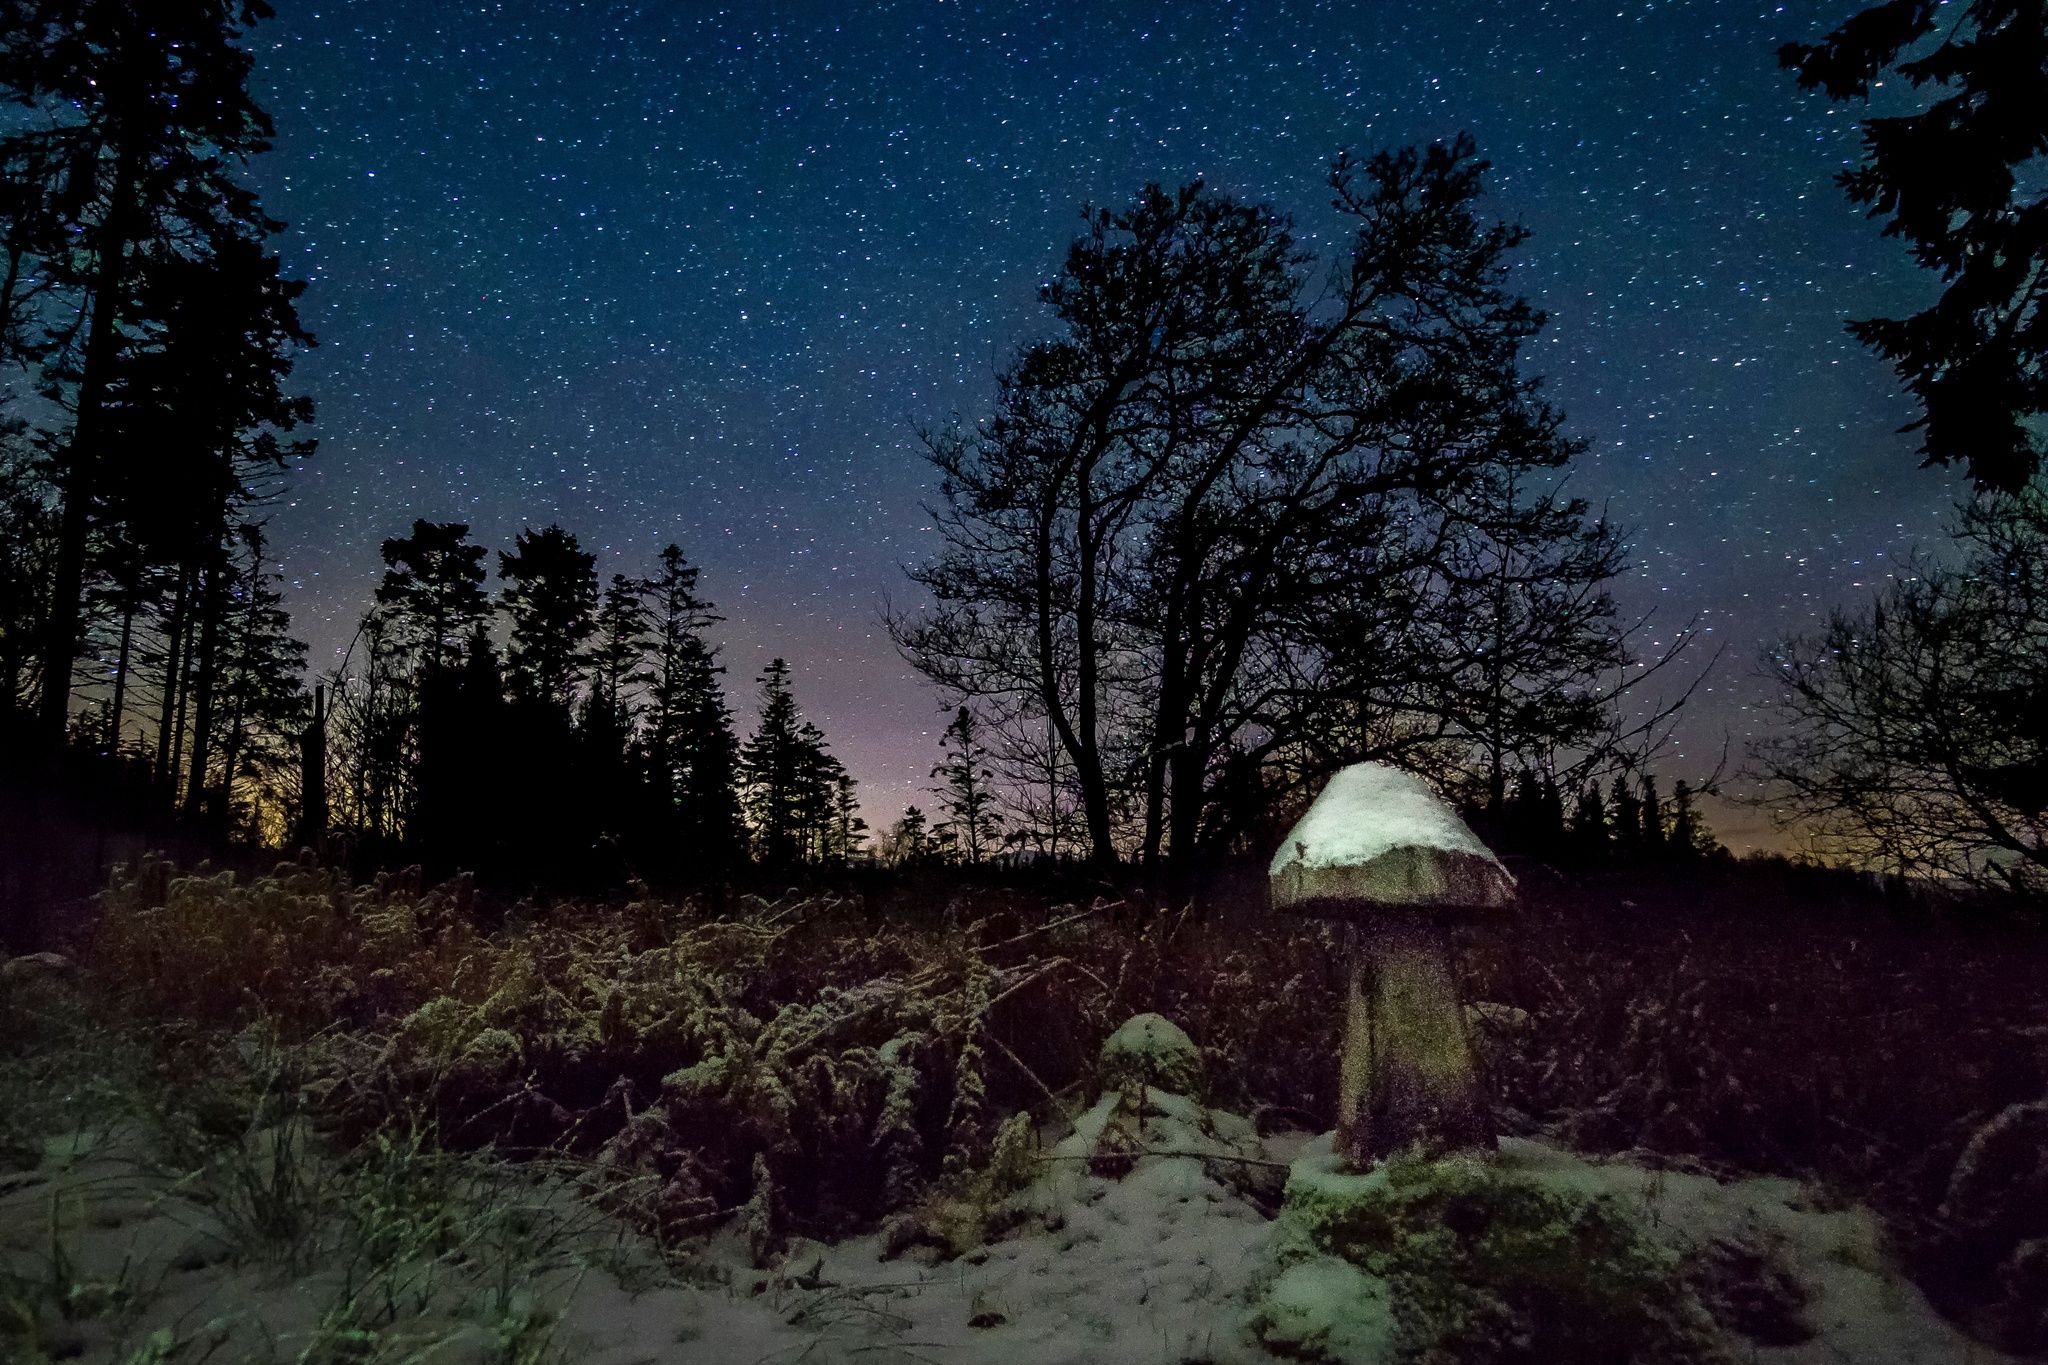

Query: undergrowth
46 851 2048 1344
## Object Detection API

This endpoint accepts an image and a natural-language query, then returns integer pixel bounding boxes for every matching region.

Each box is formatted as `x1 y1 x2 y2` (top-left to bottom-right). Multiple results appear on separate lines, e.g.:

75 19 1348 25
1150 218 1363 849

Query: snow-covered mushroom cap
1269 763 1516 913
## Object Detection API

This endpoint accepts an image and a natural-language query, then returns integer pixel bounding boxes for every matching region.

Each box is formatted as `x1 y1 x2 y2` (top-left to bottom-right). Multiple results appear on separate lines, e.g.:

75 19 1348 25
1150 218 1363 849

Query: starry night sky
249 0 1960 847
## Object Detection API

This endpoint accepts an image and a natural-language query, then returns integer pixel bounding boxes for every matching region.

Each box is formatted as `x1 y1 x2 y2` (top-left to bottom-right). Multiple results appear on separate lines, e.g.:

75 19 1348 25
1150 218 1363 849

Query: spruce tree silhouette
0 0 305 737
932 706 1002 865
1782 0 2048 490
497 524 597 879
646 545 744 880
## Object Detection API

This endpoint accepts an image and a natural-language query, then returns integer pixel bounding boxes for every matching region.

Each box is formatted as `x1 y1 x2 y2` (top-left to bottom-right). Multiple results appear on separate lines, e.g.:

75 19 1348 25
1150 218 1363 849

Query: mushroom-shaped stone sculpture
1270 762 1515 1168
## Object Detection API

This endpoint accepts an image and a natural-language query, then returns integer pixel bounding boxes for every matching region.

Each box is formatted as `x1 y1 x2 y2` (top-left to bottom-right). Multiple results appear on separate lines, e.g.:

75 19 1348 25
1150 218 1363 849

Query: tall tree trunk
37 138 143 739
168 611 195 808
107 594 136 755
183 561 224 818
1166 738 1206 886
1071 477 1116 866
154 567 191 789
298 683 327 850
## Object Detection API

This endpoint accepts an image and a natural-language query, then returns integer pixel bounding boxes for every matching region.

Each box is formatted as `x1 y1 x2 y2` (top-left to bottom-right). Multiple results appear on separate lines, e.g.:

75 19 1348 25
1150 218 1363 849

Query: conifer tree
498 524 597 717
195 523 304 834
1669 779 1705 860
1782 0 2048 490
644 545 744 875
827 769 867 864
741 658 811 865
589 573 652 729
1572 781 1610 860
932 705 1002 865
375 521 489 677
1610 775 1643 861
583 572 652 805
0 0 307 737
887 806 933 867
1640 773 1665 851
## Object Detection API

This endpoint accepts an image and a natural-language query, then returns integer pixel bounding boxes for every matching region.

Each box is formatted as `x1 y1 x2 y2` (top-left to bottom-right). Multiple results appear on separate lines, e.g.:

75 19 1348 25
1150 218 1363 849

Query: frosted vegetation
0 858 2040 1362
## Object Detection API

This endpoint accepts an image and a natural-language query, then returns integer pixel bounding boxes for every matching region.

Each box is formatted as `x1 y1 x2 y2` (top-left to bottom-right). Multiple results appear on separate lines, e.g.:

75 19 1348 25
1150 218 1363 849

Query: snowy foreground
1 1074 2003 1364
555 1127 1998 1365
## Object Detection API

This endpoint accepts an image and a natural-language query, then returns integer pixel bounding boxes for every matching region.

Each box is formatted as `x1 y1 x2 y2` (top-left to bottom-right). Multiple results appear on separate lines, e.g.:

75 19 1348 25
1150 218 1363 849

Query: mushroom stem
1336 914 1494 1167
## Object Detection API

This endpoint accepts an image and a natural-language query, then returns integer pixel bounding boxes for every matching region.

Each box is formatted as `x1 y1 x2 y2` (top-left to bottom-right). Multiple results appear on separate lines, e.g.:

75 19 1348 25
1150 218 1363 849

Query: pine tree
1640 773 1665 852
1782 0 2048 491
375 521 489 677
792 720 841 862
100 233 312 815
828 769 867 864
194 523 304 835
1670 780 1700 860
1572 781 1610 860
589 574 652 728
583 571 653 817
643 544 743 874
887 806 933 867
1610 775 1642 861
0 0 307 737
932 706 1002 865
498 524 597 717
741 659 810 865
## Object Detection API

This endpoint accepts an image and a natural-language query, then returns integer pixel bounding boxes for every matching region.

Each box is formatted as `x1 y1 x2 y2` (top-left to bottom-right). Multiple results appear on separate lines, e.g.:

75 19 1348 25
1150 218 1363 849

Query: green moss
1271 1153 1722 1365
1098 1013 1204 1099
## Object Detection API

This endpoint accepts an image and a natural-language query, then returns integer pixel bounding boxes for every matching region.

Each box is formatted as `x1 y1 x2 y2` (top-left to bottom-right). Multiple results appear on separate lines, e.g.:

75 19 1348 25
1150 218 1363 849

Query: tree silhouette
1758 488 2048 895
0 0 304 737
192 523 304 834
741 659 810 866
932 706 1001 865
885 806 933 867
896 138 1633 873
498 524 597 717
376 521 489 678
1781 0 2048 491
645 546 744 878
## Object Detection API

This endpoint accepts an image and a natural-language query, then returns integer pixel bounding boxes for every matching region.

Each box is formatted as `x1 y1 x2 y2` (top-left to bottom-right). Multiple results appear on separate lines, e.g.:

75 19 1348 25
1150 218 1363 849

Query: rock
1941 1101 2048 1241
1099 1013 1203 1098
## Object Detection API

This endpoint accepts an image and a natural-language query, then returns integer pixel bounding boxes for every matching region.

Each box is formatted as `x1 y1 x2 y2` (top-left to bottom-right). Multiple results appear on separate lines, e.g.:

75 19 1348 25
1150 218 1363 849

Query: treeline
1482 769 1723 867
314 520 859 883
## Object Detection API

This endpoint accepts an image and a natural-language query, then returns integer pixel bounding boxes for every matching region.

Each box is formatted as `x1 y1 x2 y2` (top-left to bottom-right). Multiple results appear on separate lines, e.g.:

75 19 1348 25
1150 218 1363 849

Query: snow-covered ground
1 1089 2008 1364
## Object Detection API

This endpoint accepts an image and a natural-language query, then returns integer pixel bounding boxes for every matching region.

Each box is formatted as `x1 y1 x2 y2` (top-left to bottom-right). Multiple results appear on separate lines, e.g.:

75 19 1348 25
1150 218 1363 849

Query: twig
1035 1148 1292 1171
983 1031 1066 1116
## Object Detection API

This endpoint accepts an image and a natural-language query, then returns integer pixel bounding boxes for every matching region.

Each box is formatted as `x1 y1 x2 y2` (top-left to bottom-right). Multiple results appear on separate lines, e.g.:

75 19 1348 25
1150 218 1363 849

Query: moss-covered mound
1254 1148 1722 1364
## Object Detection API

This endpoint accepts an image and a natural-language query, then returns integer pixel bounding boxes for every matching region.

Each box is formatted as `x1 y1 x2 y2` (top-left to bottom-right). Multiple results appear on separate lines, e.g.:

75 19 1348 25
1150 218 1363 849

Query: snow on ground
1 1097 2010 1364
555 1111 2004 1365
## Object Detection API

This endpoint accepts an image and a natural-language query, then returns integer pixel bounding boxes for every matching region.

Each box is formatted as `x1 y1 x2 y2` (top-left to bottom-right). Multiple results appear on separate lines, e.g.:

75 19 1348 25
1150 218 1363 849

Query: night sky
250 0 1957 848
